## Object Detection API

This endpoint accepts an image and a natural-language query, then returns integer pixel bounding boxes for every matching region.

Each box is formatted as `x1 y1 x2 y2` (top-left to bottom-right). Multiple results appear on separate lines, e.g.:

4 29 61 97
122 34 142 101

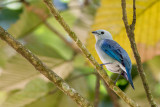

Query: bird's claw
100 63 112 69
114 80 118 85
114 71 123 85
100 64 104 69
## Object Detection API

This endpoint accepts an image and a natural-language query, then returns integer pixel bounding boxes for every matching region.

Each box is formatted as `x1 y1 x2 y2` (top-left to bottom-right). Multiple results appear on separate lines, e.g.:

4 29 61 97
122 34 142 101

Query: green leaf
1 71 89 107
0 91 7 105
120 62 160 106
0 54 64 90
25 23 74 60
26 72 89 107
60 0 70 3
0 8 22 30
0 0 23 10
154 83 160 96
0 3 76 90
25 90 63 107
146 56 160 81
0 48 9 67
8 0 49 38
1 78 53 107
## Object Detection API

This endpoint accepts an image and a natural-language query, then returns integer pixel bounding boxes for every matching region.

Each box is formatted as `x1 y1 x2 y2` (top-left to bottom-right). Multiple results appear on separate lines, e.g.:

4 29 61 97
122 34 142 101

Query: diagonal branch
0 27 93 107
44 21 81 53
43 0 139 106
26 4 121 106
121 0 157 106
103 81 120 107
25 4 80 53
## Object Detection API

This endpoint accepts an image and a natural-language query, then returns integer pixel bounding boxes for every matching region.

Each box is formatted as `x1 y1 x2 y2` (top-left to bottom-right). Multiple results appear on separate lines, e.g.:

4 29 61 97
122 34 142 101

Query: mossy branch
103 81 120 107
43 0 139 106
121 0 157 106
0 27 93 107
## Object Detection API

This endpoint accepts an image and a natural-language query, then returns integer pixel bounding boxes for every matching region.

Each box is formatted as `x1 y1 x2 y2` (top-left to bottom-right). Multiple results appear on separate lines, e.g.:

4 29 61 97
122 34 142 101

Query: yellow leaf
87 0 160 63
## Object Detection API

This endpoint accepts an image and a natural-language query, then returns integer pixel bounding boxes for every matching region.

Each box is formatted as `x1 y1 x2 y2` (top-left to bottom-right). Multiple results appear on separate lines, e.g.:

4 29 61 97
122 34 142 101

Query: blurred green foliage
0 8 22 30
0 0 160 107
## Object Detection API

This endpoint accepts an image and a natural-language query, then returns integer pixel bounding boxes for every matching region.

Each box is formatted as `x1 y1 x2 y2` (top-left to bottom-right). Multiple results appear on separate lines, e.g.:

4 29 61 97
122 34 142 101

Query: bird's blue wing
100 39 132 72
101 39 123 65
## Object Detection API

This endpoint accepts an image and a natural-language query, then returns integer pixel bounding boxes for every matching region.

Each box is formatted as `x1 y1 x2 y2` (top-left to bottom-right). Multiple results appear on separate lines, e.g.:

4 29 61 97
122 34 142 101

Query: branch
121 0 130 35
94 74 100 107
44 22 81 53
25 4 81 53
130 0 136 30
0 27 93 107
43 0 139 106
27 4 122 107
121 0 157 106
103 81 120 107
68 72 96 81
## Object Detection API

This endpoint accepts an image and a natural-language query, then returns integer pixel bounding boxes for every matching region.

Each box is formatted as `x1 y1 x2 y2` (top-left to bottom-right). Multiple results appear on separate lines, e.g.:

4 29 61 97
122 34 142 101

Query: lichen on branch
0 27 93 107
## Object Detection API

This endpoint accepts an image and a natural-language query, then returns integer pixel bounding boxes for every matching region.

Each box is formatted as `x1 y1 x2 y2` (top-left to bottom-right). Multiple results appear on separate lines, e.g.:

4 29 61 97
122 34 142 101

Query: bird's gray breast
95 40 115 63
95 40 122 73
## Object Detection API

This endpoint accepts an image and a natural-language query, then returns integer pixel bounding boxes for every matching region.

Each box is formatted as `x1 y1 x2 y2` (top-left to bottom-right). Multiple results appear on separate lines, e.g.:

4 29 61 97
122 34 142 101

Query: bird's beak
92 31 99 35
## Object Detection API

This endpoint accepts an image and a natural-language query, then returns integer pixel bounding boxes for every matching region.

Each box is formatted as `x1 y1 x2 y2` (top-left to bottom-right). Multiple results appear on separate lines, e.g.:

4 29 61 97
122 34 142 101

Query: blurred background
0 0 160 107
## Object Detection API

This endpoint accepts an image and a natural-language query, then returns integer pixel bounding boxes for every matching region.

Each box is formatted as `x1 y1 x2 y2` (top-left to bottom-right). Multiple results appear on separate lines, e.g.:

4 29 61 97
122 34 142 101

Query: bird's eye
101 31 104 34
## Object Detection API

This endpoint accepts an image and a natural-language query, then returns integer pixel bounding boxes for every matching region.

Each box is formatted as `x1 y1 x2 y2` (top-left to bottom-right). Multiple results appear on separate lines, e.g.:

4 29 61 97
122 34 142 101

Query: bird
92 29 135 89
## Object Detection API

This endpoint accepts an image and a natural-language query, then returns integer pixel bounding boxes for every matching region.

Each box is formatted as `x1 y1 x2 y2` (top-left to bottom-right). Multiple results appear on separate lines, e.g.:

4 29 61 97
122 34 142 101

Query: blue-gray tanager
92 29 134 89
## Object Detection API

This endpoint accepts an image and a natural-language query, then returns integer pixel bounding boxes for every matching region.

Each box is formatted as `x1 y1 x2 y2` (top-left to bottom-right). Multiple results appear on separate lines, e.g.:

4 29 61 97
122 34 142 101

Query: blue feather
101 39 134 89
101 39 125 66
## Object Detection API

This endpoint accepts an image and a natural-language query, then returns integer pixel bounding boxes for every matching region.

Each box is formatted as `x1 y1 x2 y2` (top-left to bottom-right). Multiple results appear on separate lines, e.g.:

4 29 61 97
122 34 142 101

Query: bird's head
92 30 113 41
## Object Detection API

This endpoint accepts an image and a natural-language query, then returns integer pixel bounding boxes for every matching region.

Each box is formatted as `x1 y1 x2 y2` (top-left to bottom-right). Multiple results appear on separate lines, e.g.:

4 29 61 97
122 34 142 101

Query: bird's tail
127 72 135 89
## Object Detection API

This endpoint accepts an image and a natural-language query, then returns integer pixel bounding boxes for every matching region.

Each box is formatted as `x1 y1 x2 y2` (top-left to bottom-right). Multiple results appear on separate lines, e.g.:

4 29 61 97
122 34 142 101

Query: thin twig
33 72 96 106
94 74 100 107
68 72 96 81
43 0 139 106
44 22 81 53
0 27 93 107
130 0 136 30
121 0 157 106
121 0 130 34
25 4 48 20
24 4 81 53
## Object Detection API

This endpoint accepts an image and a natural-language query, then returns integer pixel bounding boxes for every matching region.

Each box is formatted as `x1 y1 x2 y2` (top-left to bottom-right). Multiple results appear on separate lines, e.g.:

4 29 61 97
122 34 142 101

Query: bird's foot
100 63 112 69
114 71 123 85
100 64 104 69
114 79 118 85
